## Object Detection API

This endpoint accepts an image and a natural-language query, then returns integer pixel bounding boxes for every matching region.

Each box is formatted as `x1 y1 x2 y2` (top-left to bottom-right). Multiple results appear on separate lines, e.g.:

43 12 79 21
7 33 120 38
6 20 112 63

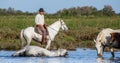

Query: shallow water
0 48 120 63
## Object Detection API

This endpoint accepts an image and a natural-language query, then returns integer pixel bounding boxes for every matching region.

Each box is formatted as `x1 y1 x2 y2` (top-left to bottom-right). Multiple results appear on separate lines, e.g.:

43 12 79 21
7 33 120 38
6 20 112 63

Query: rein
48 20 65 32
47 21 62 41
47 20 66 41
48 26 58 32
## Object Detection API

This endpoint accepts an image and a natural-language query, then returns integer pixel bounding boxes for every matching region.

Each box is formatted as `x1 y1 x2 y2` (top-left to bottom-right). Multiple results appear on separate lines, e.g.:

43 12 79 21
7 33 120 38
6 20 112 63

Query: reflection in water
0 49 120 63
97 57 104 63
97 57 111 63
96 57 120 63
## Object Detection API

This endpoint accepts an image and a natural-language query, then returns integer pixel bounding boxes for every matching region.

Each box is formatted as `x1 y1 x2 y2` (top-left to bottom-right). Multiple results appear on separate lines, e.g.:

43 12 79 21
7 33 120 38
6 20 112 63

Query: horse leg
20 29 25 49
110 48 115 57
24 37 32 48
12 46 27 56
45 39 51 49
103 46 105 52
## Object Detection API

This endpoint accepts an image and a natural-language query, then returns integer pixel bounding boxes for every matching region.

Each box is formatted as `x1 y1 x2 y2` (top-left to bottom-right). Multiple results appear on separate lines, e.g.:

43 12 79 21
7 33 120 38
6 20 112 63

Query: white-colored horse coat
94 28 120 57
20 19 68 49
12 46 68 57
95 28 113 45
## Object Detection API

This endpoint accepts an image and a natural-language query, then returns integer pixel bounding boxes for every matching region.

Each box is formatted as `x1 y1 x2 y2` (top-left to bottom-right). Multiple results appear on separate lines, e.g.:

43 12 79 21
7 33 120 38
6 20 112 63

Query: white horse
12 46 68 57
20 19 68 49
94 28 120 57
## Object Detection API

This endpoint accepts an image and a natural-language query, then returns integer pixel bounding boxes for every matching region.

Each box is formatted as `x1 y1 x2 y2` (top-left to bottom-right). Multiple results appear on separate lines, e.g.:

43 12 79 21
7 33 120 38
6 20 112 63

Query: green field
0 15 120 50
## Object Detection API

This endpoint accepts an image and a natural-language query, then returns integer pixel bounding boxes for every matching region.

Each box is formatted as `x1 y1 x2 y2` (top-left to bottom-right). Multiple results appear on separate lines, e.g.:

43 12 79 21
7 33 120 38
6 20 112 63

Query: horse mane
48 20 60 28
96 30 105 43
96 28 113 44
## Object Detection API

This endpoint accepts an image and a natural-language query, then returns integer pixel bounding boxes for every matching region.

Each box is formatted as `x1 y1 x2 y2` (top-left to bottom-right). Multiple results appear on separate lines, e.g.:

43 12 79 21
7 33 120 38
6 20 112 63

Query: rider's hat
39 8 44 12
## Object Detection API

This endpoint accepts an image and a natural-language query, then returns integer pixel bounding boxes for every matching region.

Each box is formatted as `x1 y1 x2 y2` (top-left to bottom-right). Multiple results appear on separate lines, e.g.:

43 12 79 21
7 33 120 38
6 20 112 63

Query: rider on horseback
35 8 48 44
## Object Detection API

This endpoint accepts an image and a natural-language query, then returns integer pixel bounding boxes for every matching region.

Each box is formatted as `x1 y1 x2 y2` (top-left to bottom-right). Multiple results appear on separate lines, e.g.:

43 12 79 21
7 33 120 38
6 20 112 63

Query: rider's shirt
35 14 44 25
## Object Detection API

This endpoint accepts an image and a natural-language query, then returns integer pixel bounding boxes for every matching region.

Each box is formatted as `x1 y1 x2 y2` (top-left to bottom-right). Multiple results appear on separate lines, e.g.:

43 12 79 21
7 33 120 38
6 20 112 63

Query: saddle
34 27 49 35
35 27 40 34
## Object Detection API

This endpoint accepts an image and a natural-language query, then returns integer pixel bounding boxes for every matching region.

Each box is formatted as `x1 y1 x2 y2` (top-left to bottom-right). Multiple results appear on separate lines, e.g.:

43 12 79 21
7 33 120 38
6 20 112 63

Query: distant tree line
55 5 117 18
0 7 36 16
0 5 119 17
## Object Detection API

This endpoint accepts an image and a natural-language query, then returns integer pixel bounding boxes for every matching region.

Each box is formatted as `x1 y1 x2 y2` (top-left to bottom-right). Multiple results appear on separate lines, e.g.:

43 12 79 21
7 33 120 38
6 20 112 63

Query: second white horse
12 46 68 57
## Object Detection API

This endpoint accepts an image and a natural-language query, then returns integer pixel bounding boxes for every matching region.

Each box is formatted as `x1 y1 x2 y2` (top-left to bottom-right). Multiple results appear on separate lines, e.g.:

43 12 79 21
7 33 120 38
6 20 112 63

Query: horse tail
20 29 24 49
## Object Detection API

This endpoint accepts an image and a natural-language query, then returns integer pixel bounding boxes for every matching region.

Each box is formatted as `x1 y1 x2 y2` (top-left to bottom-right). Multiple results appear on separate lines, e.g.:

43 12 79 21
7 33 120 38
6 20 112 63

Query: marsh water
0 48 120 63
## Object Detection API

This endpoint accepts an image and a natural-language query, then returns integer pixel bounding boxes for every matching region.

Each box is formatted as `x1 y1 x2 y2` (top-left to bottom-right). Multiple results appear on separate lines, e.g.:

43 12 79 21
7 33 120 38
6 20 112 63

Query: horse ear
94 39 96 44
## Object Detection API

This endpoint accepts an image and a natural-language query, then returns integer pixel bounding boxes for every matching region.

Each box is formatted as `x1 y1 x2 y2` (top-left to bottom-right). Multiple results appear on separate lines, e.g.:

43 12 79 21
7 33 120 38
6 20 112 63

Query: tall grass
0 15 120 50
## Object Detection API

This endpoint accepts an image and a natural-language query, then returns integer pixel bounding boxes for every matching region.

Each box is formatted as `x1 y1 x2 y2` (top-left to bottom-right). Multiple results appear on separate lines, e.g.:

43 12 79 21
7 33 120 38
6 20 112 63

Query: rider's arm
35 15 39 25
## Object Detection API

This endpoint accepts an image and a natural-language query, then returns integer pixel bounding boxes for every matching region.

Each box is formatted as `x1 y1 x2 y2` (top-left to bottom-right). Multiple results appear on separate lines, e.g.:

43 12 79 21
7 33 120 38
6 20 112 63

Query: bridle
60 19 67 32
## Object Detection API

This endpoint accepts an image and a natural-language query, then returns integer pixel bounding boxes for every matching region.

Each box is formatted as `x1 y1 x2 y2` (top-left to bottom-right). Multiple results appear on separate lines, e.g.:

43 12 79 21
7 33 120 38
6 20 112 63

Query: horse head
57 49 68 57
59 19 68 32
94 39 104 57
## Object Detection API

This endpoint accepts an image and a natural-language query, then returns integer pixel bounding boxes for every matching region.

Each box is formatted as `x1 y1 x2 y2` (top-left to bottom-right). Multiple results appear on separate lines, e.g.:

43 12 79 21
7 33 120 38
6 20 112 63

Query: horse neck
48 21 61 40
